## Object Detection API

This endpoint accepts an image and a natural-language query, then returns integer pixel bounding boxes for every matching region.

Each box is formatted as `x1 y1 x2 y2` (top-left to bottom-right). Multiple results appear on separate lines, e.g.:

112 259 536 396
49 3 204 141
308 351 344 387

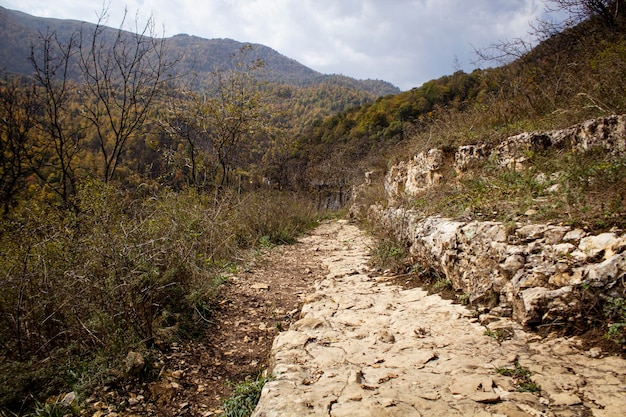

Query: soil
83 235 327 417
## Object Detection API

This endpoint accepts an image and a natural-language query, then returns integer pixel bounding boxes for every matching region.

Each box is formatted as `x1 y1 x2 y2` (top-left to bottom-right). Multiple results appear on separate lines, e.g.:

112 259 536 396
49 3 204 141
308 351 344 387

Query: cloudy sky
1 0 557 90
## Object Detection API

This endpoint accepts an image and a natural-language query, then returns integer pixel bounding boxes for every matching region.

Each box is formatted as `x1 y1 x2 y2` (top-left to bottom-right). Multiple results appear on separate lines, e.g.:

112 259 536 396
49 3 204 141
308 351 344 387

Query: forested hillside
1 1 626 415
287 1 626 227
0 5 399 204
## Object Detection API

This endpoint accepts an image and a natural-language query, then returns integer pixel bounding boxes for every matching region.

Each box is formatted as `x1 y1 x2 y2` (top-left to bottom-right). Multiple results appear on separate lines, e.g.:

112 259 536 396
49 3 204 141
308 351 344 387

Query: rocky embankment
251 116 626 416
369 209 625 329
383 114 626 203
253 221 626 416
365 114 626 330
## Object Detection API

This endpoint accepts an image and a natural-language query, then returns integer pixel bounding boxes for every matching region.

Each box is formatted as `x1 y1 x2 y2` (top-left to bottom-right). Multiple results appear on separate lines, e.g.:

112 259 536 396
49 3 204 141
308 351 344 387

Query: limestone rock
471 392 501 403
252 220 626 417
563 228 586 243
579 233 620 260
448 376 494 396
384 148 444 203
515 286 576 326
550 392 582 406
544 226 570 245
550 243 576 256
369 203 626 329
584 252 626 289
291 317 327 331
517 224 545 241
501 254 525 274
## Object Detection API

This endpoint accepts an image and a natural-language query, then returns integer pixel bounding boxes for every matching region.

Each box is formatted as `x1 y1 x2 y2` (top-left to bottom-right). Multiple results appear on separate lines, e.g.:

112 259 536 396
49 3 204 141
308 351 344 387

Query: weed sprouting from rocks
496 359 541 393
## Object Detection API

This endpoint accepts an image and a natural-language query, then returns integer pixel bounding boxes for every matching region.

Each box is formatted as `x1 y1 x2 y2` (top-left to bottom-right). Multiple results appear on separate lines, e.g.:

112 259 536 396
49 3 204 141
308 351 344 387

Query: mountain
0 6 399 96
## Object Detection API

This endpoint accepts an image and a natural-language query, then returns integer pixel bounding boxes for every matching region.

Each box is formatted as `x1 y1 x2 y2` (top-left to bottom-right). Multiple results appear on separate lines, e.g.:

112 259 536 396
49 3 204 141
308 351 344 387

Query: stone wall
367 115 626 328
369 206 625 327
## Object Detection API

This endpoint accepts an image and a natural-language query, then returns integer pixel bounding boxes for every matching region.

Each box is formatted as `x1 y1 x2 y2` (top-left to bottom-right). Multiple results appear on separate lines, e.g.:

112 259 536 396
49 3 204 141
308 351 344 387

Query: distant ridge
0 6 400 96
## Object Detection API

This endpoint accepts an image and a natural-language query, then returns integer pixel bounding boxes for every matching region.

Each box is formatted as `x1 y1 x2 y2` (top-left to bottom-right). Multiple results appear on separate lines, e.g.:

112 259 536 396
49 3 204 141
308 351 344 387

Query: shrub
0 182 319 413
368 238 408 273
603 297 626 346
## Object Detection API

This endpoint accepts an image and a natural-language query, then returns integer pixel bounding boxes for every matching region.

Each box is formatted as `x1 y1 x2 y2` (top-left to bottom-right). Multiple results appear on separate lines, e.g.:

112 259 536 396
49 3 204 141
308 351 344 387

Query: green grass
603 297 626 346
456 293 470 305
484 328 513 343
431 278 453 293
368 238 408 273
222 374 273 417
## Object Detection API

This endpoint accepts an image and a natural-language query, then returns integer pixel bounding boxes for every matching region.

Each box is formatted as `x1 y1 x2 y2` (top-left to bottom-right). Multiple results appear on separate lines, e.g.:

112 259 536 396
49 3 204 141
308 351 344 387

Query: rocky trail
95 219 626 417
251 220 626 417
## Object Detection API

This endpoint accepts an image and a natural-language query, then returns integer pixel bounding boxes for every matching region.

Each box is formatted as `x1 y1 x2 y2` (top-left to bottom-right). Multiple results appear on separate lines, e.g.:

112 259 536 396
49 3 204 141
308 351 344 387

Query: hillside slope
282 5 626 213
0 6 399 96
342 6 626 361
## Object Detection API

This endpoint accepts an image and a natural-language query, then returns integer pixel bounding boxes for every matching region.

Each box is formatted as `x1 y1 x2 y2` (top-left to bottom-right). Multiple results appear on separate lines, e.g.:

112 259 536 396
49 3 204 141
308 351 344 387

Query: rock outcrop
369 207 626 327
384 114 626 203
370 114 626 329
385 148 444 204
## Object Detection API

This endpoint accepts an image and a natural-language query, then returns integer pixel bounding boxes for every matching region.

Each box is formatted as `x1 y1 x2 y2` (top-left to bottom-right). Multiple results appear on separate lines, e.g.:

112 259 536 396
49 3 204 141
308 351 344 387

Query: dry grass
384 147 626 233
0 183 320 412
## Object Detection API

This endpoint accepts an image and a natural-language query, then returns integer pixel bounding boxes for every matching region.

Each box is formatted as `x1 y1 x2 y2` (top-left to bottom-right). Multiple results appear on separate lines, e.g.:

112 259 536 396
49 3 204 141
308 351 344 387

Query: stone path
251 220 626 417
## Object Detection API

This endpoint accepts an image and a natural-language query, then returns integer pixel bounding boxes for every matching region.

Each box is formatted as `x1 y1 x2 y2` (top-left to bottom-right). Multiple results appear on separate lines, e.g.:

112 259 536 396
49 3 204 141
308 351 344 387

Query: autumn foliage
2 1 626 413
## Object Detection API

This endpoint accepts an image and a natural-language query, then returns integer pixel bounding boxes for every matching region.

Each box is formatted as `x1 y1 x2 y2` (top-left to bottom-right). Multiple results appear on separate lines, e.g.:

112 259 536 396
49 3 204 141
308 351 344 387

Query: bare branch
78 6 177 182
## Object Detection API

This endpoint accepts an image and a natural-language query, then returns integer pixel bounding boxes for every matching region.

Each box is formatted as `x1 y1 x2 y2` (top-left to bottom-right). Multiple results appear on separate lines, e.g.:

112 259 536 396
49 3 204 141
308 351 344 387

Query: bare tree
161 90 212 189
0 75 38 213
29 29 82 204
545 0 624 28
472 37 536 66
78 8 176 183
162 46 270 190
206 46 269 188
474 0 624 66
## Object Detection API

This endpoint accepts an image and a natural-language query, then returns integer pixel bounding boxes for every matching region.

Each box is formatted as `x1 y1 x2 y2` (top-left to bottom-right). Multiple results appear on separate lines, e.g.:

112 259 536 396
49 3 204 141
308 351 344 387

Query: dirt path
252 220 626 417
88 222 327 416
90 220 625 416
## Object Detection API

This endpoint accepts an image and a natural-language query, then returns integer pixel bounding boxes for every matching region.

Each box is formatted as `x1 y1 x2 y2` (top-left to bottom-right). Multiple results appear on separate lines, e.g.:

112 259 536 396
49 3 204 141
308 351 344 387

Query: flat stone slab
252 220 626 417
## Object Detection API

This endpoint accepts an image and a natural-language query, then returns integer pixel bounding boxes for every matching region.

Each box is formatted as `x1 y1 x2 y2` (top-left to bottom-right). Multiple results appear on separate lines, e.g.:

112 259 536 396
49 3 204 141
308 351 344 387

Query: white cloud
0 0 551 90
